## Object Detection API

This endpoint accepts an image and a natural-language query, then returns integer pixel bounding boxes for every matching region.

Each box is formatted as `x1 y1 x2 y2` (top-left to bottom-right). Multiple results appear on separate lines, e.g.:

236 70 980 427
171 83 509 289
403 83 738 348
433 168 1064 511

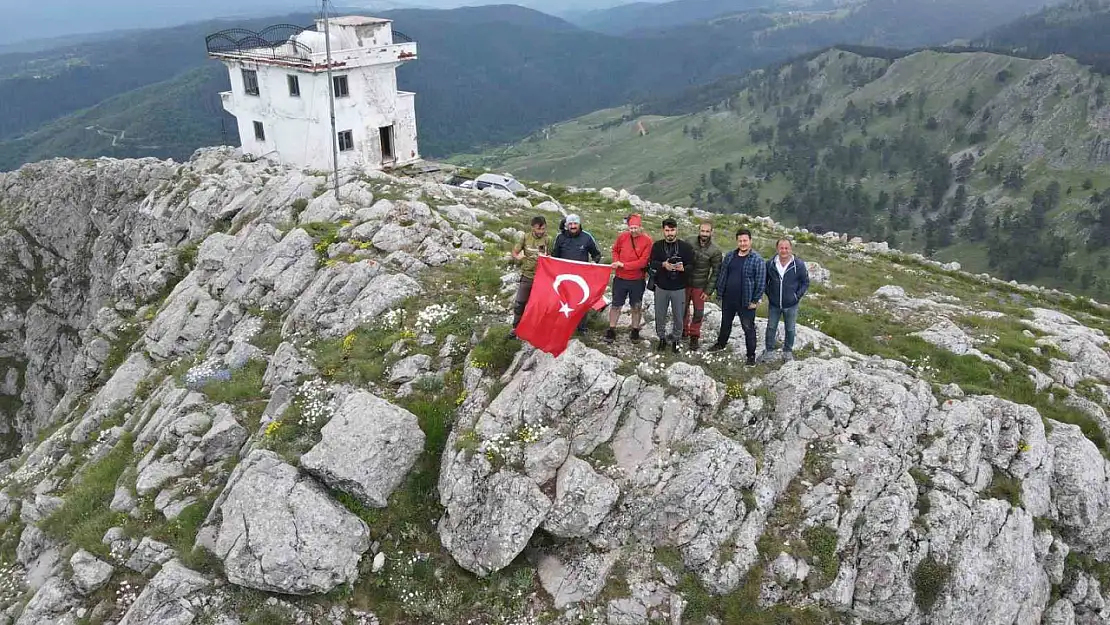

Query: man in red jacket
605 214 653 343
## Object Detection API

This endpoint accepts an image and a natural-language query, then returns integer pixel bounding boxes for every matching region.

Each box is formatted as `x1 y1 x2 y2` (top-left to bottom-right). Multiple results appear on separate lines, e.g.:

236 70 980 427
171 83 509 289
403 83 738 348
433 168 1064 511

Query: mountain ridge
2 147 1110 623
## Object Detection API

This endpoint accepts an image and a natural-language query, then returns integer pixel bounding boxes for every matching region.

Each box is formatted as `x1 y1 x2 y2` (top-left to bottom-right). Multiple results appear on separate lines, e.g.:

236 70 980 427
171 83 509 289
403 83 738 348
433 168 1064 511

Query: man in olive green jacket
510 215 550 339
682 222 724 350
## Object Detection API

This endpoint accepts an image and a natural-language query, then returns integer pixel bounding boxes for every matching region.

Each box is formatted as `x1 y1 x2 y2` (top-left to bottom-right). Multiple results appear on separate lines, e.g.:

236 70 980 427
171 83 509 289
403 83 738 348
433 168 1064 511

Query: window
338 130 354 152
253 121 265 141
287 74 300 97
242 69 259 96
379 125 395 161
332 75 349 98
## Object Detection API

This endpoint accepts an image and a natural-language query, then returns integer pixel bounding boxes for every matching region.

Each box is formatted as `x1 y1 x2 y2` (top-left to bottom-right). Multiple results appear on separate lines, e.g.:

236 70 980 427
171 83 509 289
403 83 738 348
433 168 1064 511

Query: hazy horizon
0 0 644 46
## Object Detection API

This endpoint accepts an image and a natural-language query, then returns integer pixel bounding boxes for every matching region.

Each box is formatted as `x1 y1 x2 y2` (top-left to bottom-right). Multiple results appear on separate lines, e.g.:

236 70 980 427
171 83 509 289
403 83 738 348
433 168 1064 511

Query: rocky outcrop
300 391 425 509
69 550 114 595
212 449 370 595
4 148 1110 625
117 560 212 625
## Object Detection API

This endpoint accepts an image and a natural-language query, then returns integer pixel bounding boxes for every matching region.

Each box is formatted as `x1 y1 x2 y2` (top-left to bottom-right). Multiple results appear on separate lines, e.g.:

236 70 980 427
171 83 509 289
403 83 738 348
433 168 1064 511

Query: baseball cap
627 214 642 227
565 214 581 225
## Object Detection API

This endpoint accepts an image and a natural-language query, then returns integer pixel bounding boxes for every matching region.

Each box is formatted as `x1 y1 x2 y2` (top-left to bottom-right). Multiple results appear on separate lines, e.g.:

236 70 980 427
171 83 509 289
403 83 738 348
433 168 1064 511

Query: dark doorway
379 125 395 161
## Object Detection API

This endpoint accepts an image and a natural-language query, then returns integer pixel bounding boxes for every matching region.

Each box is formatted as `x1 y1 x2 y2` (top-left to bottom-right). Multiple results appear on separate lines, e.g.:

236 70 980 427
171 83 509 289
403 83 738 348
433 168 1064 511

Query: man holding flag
514 255 614 357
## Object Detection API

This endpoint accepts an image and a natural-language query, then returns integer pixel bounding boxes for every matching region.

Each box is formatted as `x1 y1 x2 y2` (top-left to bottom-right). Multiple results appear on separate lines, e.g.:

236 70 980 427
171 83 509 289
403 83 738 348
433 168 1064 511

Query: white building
206 16 420 170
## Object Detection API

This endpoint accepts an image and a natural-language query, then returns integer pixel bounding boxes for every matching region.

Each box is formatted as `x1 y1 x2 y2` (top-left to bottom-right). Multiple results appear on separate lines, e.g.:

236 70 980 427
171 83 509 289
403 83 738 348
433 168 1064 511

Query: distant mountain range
466 43 1110 297
977 0 1110 73
0 0 1075 171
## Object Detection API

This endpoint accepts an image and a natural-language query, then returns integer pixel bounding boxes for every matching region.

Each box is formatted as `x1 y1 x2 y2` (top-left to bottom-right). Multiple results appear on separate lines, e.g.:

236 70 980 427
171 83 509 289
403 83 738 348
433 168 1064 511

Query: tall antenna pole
322 0 341 199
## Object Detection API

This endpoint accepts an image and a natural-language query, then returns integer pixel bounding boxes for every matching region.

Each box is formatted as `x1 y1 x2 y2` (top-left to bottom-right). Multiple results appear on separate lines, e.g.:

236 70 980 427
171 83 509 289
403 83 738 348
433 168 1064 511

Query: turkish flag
517 256 613 356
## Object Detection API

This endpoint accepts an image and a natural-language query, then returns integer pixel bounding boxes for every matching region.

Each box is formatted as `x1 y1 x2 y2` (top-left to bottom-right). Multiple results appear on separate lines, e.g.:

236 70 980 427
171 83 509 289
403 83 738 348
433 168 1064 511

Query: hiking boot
707 343 727 353
630 328 642 342
746 355 757 366
604 328 616 343
689 337 699 351
783 351 795 362
671 340 680 354
656 339 667 352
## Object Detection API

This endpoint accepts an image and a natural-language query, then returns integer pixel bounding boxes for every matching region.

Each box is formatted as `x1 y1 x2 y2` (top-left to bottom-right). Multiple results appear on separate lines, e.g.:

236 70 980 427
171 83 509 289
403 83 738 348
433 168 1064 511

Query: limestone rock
262 342 317 391
439 466 551 576
14 577 80 625
300 391 425 509
543 457 619 538
536 547 621 609
185 405 248 467
214 449 370 594
913 318 976 355
282 261 422 338
125 537 176 575
117 560 213 625
111 242 182 304
69 550 114 595
388 354 432 385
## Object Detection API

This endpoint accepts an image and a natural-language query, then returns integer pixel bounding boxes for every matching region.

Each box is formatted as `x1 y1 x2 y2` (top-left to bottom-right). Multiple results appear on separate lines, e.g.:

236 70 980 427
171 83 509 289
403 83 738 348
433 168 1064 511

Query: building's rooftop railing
206 22 417 68
205 24 317 62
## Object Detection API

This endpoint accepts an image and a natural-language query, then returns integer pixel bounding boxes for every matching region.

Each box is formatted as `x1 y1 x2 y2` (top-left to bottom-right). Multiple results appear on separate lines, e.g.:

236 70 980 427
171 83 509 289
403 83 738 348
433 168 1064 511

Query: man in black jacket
649 217 695 353
552 214 602 333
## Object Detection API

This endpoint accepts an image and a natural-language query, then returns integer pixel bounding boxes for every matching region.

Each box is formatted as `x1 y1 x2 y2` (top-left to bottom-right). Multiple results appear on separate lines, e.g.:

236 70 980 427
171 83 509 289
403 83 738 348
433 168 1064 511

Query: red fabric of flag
516 256 613 356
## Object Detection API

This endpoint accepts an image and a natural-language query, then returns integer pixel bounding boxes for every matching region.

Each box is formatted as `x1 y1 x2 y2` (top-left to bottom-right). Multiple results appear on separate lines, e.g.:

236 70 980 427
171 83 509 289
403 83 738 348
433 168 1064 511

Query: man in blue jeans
708 229 766 365
764 238 810 362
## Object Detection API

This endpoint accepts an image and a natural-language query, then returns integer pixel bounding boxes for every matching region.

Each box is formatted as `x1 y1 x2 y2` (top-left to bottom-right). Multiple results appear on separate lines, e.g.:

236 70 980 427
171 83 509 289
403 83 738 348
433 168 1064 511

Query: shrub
913 555 951 612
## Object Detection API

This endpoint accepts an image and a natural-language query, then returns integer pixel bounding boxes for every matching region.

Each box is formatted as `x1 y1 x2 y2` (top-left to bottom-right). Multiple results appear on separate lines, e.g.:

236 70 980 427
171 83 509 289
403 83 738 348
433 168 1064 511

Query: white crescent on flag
552 273 591 317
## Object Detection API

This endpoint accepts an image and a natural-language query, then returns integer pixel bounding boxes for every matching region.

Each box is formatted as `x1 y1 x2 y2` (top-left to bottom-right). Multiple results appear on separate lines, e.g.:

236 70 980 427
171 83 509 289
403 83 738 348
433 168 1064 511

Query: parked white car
473 173 525 193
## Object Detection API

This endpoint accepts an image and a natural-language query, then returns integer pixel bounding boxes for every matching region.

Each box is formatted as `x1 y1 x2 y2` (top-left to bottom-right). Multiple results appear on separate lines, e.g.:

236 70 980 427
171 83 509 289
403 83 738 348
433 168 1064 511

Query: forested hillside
979 0 1110 73
467 48 1110 298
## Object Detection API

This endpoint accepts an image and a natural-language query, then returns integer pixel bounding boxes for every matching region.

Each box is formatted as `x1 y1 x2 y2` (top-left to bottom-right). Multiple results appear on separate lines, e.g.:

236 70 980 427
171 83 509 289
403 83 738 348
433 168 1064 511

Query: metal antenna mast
322 0 341 199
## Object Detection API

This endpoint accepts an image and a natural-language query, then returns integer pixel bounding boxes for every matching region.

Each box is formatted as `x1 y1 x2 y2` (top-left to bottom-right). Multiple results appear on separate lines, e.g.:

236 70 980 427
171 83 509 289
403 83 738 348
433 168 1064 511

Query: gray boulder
388 354 432 385
14 576 80 625
214 449 370 594
300 391 424 508
543 457 619 538
125 537 176 575
118 559 213 625
439 465 551 576
69 550 114 595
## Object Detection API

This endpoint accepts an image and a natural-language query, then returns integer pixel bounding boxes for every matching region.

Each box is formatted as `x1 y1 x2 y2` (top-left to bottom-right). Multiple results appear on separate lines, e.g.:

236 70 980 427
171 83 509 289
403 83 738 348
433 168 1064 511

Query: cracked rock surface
213 449 370 594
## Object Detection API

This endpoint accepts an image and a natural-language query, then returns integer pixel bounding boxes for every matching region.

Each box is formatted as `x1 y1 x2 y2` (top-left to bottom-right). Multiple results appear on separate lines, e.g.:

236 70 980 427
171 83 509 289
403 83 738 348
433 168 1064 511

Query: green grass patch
150 498 213 566
913 555 951 613
982 468 1023 507
41 433 134 557
302 221 341 264
176 242 199 273
247 309 284 354
469 325 522 376
802 525 840 585
0 521 22 564
102 322 144 377
313 325 400 386
200 360 267 405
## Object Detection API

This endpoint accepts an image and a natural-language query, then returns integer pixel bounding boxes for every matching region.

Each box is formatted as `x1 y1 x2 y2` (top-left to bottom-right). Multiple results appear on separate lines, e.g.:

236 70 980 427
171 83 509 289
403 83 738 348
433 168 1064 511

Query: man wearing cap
552 213 603 333
606 214 653 343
